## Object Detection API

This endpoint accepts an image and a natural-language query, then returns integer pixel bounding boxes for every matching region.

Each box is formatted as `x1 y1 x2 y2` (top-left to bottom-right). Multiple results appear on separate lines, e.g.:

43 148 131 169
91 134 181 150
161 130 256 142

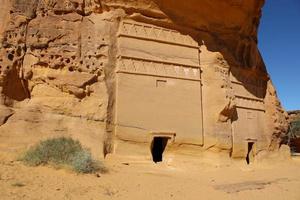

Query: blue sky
258 0 300 111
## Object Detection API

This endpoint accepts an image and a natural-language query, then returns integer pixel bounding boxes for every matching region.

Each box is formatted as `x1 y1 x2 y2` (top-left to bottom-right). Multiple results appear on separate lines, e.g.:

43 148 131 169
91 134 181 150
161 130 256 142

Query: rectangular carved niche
115 20 203 145
230 70 266 158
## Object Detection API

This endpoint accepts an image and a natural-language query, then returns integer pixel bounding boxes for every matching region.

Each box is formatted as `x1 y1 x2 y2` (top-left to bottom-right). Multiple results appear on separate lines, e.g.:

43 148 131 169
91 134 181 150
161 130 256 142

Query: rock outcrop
0 0 289 160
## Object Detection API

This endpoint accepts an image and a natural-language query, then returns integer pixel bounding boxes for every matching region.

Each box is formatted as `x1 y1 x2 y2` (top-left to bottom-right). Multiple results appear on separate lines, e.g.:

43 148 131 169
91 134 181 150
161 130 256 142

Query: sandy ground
0 147 300 200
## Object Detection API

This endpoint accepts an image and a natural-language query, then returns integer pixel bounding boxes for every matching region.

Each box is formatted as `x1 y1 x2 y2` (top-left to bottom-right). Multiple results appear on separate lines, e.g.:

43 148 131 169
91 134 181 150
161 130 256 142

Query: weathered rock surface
0 0 288 160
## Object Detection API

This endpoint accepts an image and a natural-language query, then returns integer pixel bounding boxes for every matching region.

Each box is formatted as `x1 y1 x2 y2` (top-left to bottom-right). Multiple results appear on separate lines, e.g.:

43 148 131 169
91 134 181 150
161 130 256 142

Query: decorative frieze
118 20 198 48
117 57 201 81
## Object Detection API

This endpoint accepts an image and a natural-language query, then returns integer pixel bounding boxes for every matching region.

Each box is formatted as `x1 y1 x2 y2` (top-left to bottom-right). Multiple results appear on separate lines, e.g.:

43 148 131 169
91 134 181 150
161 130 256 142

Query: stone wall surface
0 0 289 160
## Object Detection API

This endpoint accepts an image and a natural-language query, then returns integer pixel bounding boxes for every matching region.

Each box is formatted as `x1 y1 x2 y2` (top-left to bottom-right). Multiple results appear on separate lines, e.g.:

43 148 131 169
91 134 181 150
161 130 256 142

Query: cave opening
151 137 169 163
246 142 254 164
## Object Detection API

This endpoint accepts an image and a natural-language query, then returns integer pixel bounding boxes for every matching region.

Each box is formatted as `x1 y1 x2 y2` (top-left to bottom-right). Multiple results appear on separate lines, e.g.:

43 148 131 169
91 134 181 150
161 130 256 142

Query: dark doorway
246 142 254 164
151 137 169 163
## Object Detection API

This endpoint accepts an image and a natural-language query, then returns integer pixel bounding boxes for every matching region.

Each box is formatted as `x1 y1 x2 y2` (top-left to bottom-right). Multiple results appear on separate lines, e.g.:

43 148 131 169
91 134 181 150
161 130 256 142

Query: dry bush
22 137 107 174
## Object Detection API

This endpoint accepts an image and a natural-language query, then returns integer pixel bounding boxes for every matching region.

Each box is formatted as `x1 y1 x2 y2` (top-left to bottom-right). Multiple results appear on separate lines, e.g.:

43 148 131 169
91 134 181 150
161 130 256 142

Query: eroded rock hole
7 54 14 61
68 66 74 72
151 137 169 163
246 142 254 164
73 2 79 8
16 47 22 57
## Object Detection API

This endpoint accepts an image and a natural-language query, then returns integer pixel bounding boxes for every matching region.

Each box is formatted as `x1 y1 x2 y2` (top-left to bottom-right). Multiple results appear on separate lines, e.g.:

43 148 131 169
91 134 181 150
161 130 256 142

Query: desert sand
0 141 300 200
0 1 299 199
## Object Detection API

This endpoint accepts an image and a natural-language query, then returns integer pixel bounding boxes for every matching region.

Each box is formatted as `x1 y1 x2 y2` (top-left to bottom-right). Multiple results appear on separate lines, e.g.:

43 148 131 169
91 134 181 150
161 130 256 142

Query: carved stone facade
0 0 289 161
230 69 267 158
115 20 203 145
114 20 271 159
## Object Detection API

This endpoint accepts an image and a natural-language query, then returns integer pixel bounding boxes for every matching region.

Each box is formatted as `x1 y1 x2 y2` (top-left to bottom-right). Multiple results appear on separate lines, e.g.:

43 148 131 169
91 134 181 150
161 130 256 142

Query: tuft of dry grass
21 137 107 174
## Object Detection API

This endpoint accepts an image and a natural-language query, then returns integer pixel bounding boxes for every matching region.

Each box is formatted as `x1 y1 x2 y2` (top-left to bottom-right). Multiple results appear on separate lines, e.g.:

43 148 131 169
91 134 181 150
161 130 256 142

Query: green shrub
70 150 107 173
21 137 107 174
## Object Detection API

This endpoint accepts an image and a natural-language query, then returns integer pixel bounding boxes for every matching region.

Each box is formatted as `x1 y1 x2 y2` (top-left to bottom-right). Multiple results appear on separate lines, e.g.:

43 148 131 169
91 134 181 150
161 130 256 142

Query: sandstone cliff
0 0 288 159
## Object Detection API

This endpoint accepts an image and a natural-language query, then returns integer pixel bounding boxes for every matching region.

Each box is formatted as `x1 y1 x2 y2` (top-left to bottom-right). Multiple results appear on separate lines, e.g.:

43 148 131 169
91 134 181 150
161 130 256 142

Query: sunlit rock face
0 0 288 160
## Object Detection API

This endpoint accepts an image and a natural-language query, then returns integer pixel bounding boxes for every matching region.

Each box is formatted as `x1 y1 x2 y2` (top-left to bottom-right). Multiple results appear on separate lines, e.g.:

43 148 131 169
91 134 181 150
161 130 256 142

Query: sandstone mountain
0 0 288 161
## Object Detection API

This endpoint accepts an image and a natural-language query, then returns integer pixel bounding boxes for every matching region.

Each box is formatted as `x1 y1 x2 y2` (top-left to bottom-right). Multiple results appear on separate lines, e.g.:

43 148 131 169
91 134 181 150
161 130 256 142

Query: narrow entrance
246 142 254 164
151 137 169 163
